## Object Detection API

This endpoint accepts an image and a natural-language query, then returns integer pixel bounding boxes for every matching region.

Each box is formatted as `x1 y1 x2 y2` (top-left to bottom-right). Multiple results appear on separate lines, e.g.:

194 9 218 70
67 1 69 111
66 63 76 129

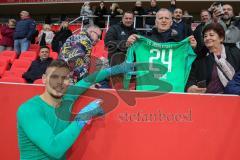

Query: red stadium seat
69 24 81 32
0 50 17 64
0 76 26 83
2 59 32 77
11 59 31 70
50 52 58 60
19 51 37 61
33 79 44 84
0 56 10 64
51 25 60 32
36 24 43 32
3 70 26 78
89 40 108 73
0 59 9 77
91 40 108 58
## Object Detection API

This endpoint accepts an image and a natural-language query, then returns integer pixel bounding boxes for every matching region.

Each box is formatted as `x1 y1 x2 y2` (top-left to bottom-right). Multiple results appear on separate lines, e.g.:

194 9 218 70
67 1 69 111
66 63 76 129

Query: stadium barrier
0 82 240 159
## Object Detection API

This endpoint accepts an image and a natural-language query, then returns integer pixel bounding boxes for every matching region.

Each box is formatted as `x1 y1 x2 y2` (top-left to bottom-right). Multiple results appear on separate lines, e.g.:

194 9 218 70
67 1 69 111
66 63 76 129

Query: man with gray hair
127 8 196 47
59 25 102 84
14 10 36 56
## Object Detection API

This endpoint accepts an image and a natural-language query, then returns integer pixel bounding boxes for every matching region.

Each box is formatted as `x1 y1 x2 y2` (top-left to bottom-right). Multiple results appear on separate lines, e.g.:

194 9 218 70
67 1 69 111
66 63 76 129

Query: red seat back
11 59 31 71
0 59 9 77
3 69 27 78
0 77 26 83
19 51 37 61
0 50 17 63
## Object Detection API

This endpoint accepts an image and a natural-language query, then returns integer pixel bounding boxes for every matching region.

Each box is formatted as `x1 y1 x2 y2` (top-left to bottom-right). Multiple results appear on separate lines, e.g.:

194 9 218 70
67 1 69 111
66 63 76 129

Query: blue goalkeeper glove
75 99 104 124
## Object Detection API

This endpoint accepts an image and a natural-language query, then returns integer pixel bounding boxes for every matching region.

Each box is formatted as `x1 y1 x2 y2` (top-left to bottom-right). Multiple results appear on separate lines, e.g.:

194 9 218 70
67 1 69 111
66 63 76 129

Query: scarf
213 44 235 86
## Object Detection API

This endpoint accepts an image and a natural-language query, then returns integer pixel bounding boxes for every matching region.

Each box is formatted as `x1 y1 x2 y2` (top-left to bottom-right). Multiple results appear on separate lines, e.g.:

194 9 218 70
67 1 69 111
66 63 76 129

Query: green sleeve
17 106 84 159
60 64 130 118
123 44 135 89
64 69 111 101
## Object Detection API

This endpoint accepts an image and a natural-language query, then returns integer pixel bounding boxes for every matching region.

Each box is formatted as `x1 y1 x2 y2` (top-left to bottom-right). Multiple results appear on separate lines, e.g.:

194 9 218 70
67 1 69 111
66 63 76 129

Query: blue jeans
14 38 30 56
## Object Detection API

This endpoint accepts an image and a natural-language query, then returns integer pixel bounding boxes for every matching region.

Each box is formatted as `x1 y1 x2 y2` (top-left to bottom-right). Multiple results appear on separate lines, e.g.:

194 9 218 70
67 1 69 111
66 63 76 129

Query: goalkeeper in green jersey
17 60 134 160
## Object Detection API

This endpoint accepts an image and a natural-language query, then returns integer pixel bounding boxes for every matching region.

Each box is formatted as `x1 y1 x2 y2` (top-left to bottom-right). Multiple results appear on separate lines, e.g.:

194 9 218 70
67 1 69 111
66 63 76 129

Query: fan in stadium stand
59 25 102 84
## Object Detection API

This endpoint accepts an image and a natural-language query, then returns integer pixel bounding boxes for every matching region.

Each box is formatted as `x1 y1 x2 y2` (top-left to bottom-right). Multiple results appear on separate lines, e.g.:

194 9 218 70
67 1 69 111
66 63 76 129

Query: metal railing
69 14 195 32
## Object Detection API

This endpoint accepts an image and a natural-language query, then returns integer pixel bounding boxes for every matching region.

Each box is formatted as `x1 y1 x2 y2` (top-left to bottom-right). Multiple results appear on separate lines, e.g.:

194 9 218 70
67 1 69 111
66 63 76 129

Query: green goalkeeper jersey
123 36 196 92
17 68 118 160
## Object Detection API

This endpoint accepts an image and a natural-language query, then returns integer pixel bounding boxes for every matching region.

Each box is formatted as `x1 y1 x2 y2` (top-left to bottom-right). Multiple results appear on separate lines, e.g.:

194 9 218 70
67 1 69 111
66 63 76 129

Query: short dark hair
202 23 225 39
40 45 50 51
47 60 70 70
174 8 183 12
123 11 134 17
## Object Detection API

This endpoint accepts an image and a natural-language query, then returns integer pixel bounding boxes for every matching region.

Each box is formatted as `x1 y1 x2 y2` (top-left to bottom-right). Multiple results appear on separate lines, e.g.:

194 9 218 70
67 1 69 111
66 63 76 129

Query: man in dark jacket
22 45 52 83
104 11 137 66
193 10 211 57
104 11 137 88
14 11 36 56
225 71 240 95
172 8 192 41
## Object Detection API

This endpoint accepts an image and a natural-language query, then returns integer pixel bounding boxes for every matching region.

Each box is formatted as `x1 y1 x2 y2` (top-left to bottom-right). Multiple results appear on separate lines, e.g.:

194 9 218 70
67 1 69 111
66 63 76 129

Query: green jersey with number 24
124 36 196 92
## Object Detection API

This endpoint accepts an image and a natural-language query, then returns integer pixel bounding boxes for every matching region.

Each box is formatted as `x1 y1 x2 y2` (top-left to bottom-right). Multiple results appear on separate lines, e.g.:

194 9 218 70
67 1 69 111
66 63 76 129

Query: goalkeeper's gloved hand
75 99 104 125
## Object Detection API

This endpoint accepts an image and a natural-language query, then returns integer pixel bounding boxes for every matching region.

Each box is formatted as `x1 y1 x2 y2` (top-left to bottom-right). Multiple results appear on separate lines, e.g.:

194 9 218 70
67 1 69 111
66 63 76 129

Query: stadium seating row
0 44 58 83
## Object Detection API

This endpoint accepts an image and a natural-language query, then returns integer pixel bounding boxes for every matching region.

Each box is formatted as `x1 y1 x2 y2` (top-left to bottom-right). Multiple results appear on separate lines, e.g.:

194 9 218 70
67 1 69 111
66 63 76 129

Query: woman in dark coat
186 23 240 94
132 1 145 30
109 3 123 26
94 1 108 29
51 21 72 54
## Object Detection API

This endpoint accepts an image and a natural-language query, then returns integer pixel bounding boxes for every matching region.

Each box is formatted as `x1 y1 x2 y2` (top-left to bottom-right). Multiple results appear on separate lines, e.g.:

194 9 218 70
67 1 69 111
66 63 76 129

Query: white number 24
149 49 173 72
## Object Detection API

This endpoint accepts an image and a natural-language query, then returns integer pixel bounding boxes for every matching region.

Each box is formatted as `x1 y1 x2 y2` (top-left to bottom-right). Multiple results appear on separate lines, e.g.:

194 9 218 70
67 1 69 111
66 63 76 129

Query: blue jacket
172 20 192 41
224 71 240 95
14 18 36 40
